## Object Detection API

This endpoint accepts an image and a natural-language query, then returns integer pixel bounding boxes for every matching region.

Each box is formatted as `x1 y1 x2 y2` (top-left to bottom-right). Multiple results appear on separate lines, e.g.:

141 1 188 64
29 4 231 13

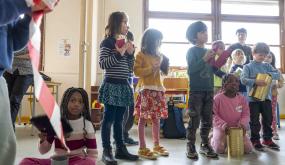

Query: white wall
20 0 83 116
44 0 82 91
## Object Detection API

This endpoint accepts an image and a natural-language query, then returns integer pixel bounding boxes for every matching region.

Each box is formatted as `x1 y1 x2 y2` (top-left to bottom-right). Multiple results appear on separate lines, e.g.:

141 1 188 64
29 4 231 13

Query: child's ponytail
160 54 169 75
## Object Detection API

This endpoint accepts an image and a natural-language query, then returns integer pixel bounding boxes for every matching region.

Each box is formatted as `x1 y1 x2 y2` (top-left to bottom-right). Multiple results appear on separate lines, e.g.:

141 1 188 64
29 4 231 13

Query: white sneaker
273 134 279 140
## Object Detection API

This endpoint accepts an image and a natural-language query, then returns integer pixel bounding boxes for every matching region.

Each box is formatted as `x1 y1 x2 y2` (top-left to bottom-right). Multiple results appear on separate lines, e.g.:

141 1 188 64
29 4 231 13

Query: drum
227 127 244 157
249 73 272 101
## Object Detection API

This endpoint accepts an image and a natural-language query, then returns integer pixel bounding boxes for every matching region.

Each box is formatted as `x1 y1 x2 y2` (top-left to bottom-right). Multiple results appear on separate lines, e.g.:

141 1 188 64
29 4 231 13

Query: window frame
144 0 285 72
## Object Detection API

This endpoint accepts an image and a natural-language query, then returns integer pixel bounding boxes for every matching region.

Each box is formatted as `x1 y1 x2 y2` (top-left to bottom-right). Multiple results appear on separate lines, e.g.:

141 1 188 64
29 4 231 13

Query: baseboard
281 114 285 119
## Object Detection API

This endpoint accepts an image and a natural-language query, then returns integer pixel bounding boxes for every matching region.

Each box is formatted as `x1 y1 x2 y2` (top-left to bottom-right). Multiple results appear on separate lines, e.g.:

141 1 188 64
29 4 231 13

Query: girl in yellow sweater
134 28 169 160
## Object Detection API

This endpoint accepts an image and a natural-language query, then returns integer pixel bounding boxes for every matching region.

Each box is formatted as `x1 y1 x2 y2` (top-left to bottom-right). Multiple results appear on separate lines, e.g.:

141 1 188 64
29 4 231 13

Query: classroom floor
16 120 285 165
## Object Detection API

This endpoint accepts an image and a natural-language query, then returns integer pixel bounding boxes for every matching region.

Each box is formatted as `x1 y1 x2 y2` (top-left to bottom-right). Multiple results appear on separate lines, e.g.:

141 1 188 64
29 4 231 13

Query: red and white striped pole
27 1 67 148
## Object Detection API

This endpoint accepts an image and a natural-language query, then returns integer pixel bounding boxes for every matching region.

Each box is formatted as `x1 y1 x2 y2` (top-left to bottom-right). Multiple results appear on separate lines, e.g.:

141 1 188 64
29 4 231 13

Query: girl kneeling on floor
211 74 253 154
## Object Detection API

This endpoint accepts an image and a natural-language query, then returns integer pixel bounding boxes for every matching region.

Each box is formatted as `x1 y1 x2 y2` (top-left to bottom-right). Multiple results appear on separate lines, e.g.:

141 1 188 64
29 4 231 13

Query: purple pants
19 156 96 165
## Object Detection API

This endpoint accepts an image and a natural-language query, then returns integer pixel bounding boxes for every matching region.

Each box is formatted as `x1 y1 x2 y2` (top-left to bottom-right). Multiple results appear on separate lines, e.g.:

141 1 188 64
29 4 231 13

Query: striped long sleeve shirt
38 117 98 159
99 37 134 80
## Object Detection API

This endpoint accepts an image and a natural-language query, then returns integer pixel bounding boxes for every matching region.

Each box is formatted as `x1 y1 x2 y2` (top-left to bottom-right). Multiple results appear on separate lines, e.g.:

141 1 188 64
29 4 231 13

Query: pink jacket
213 93 250 130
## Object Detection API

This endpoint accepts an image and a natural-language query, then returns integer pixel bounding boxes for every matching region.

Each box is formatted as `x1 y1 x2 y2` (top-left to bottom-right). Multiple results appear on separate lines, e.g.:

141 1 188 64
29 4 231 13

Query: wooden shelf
90 86 102 130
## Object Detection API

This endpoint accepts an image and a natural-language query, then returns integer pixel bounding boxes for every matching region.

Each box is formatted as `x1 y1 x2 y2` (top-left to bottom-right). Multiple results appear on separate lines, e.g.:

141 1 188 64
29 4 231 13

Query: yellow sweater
134 51 165 91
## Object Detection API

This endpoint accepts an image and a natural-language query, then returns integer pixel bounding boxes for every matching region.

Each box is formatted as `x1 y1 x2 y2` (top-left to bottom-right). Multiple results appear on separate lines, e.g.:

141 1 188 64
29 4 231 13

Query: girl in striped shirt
99 11 138 165
20 87 98 165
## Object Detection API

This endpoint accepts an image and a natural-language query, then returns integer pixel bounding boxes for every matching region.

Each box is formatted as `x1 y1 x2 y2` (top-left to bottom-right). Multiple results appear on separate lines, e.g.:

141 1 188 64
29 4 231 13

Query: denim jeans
4 71 33 128
123 105 135 139
101 104 127 149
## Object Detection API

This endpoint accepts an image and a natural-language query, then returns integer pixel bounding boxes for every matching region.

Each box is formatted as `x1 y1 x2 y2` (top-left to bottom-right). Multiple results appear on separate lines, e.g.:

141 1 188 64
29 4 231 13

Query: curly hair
221 73 237 91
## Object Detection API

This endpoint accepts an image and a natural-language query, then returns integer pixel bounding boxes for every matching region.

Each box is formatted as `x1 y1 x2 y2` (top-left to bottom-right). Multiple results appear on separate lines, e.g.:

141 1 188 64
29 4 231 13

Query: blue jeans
123 105 135 139
101 104 127 149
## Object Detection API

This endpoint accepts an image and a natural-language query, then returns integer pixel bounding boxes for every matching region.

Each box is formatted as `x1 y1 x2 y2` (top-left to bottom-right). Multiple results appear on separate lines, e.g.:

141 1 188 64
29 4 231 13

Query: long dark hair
269 51 276 69
60 87 93 134
105 11 127 38
141 28 169 75
141 28 163 56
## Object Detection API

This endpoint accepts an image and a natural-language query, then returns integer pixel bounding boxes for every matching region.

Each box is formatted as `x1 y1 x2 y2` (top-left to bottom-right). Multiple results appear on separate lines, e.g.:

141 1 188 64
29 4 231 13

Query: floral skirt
99 81 134 107
135 89 168 119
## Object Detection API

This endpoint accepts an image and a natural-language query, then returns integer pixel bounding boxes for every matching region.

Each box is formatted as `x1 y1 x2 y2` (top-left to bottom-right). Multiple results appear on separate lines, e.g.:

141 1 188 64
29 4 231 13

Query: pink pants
211 128 252 154
138 118 160 148
19 156 96 165
271 95 278 134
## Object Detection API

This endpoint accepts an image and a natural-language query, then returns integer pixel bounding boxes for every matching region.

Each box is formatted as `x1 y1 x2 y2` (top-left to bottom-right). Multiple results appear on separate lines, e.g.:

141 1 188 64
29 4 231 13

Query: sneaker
186 144 198 160
273 134 280 140
125 137 139 146
252 140 265 151
138 148 157 160
153 145 169 156
262 139 280 150
199 143 218 158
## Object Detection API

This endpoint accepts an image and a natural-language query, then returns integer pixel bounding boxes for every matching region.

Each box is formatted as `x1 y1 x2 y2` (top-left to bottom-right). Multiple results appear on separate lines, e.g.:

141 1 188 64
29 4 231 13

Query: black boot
115 145 139 161
102 148 117 165
186 142 198 160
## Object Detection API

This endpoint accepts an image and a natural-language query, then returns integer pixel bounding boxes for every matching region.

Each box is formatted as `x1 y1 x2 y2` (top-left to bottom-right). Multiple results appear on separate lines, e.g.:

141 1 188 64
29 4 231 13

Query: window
148 19 212 66
149 19 212 43
145 0 284 71
221 0 279 16
149 0 211 13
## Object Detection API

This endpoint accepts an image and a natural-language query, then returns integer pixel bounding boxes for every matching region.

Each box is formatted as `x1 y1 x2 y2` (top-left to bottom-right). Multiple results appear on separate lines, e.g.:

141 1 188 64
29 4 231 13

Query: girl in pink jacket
211 74 253 154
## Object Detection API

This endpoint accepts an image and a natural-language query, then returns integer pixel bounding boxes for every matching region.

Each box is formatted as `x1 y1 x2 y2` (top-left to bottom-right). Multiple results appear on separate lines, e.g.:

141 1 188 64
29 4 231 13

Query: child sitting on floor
20 87 98 165
211 74 253 154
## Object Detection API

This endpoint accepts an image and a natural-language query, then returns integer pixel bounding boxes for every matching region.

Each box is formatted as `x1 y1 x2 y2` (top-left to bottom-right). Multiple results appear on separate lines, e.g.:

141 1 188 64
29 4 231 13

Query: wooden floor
16 120 285 165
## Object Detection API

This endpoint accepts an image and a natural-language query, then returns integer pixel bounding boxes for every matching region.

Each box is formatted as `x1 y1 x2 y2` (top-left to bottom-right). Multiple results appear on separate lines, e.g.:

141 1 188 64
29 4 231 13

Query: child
185 21 218 160
241 42 280 151
211 74 253 154
212 40 227 95
229 49 247 96
122 31 139 146
264 52 284 140
134 28 169 160
229 28 253 64
20 87 98 165
98 11 138 165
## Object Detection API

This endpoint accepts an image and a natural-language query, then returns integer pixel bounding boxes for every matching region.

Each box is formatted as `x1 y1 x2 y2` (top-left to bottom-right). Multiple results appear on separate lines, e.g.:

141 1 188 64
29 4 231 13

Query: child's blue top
241 60 280 102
